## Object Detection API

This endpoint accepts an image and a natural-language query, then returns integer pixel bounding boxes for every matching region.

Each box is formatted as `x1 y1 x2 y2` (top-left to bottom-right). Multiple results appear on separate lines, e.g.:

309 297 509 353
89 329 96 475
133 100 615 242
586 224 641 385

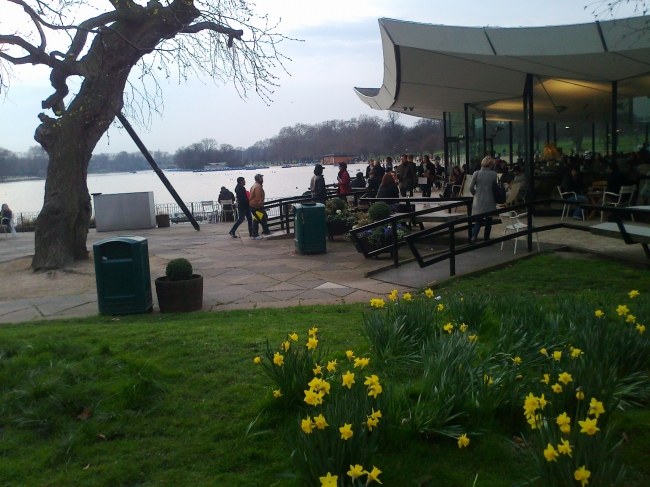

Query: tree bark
31 2 201 270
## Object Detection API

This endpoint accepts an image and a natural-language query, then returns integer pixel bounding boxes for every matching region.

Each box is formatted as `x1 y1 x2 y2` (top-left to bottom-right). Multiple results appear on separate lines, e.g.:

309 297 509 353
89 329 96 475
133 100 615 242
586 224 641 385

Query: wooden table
586 191 602 220
590 221 650 258
412 202 464 223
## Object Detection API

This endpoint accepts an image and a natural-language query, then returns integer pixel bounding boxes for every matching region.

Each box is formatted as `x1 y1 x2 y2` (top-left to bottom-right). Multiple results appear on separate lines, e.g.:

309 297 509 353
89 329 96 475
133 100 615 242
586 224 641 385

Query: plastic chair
498 210 540 254
497 181 520 209
601 185 636 222
201 201 215 223
557 186 584 221
219 200 237 222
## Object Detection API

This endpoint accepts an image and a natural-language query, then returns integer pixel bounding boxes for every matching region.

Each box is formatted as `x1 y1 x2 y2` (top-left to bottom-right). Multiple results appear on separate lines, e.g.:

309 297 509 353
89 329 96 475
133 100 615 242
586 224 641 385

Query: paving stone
263 282 306 292
0 306 42 323
260 290 305 301
314 282 349 290
317 287 357 297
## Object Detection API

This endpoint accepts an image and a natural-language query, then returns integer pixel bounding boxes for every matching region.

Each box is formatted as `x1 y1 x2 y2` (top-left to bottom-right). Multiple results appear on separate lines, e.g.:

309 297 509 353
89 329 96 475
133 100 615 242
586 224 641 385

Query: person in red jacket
336 162 351 195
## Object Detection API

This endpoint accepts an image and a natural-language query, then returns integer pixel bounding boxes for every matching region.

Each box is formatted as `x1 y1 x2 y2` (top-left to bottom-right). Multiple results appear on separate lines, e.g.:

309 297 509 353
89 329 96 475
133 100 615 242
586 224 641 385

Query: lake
0 163 369 214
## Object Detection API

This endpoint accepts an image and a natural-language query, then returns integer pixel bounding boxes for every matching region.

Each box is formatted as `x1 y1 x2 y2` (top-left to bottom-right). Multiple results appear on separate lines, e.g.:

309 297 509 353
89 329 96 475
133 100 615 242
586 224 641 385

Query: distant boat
282 165 291 168
130 171 137 173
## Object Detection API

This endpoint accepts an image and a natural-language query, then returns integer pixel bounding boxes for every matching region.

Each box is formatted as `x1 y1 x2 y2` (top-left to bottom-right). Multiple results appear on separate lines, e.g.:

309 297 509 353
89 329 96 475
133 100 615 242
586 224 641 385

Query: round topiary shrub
166 258 193 281
368 201 391 222
325 198 347 214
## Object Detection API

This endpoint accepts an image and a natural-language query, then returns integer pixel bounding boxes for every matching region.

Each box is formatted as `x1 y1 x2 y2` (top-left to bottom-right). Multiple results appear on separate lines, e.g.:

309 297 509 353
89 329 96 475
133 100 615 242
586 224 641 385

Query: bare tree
0 0 287 269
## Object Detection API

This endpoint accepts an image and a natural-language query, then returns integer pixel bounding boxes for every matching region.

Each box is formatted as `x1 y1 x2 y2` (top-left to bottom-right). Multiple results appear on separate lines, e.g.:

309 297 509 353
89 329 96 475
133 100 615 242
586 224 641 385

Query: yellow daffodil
327 360 338 372
484 375 494 386
626 314 636 323
541 374 550 384
282 340 291 352
319 472 338 487
273 352 284 366
460 323 468 332
388 289 398 301
364 375 380 387
347 464 367 481
303 389 324 406
574 466 591 486
552 383 563 393
460 297 464 301
468 334 478 343
527 414 541 429
595 309 604 318
558 372 573 385
511 356 522 366
346 350 355 359
556 412 571 434
308 327 319 336
443 323 454 334
253 356 261 364
339 423 353 440
437 303 444 311
370 408 382 420
571 348 583 358
369 298 385 308
576 390 585 400
306 337 318 350
543 443 559 462
289 333 299 341
301 416 315 434
516 374 523 380
629 290 640 298
558 438 572 457
637 324 646 335
313 364 323 376
579 417 600 435
366 466 382 485
425 288 434 298
538 393 547 410
354 357 370 369
616 304 629 316
588 397 605 418
540 348 548 356
403 292 412 301
458 433 470 448
342 370 355 389
368 384 383 398
523 392 539 417
553 351 562 361
273 389 282 398
366 416 379 431
314 414 329 430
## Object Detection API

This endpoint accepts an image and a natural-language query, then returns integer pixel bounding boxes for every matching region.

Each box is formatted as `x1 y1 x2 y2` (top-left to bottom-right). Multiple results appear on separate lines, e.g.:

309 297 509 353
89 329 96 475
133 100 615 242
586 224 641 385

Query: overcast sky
0 0 639 154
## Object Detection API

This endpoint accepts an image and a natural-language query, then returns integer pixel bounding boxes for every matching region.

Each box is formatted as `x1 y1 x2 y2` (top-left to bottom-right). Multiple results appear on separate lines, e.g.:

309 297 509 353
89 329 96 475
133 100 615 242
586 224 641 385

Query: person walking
396 154 417 197
469 156 497 244
336 162 351 195
310 164 327 203
249 174 273 240
1 203 17 237
418 155 435 197
229 177 252 238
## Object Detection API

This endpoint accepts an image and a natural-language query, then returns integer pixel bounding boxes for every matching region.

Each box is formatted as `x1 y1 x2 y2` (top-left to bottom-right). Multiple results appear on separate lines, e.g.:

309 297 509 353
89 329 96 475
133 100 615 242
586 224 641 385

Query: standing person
310 164 327 203
365 159 375 178
396 154 417 197
1 203 17 237
229 177 252 238
336 162 351 195
373 159 385 179
469 156 497 244
418 155 435 197
249 174 273 240
385 156 394 172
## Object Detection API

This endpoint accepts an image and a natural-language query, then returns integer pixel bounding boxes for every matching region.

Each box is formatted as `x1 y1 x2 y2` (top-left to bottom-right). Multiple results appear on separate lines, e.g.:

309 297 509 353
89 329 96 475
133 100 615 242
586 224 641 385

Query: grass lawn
1 253 649 486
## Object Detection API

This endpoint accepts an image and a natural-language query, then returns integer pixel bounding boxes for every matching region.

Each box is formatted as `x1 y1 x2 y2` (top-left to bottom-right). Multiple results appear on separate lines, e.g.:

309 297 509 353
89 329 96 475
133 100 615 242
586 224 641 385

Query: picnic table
589 207 650 259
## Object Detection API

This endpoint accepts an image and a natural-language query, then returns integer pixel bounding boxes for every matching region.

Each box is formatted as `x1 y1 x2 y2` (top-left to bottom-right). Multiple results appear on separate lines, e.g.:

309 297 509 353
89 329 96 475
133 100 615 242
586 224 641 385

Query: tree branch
0 34 54 67
180 22 244 39
6 0 47 49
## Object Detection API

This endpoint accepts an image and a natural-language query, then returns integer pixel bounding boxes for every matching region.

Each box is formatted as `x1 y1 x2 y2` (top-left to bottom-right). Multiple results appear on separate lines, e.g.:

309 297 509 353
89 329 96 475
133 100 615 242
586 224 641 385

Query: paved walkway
0 214 647 324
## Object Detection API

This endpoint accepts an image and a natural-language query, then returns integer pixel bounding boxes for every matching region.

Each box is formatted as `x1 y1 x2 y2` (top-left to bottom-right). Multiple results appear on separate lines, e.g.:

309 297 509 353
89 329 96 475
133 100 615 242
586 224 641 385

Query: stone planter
155 274 203 313
156 214 170 228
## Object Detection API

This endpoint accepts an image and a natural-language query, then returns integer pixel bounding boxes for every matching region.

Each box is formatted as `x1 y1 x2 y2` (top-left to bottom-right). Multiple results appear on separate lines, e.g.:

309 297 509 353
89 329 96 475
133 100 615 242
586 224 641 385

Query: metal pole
464 104 470 169
449 224 456 276
612 81 618 165
546 122 550 144
443 112 448 170
606 123 610 156
482 110 487 157
592 123 596 154
392 220 399 268
553 122 557 144
526 74 536 202
116 113 200 231
509 121 513 165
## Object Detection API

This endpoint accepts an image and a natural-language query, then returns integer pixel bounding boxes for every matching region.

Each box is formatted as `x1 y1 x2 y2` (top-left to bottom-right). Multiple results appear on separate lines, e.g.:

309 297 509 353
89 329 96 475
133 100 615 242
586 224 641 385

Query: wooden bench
589 222 650 259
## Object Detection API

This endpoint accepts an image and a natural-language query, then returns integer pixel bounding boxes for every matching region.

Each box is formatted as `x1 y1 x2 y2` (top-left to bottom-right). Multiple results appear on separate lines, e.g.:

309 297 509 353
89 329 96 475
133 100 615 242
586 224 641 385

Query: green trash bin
93 236 153 315
294 203 326 255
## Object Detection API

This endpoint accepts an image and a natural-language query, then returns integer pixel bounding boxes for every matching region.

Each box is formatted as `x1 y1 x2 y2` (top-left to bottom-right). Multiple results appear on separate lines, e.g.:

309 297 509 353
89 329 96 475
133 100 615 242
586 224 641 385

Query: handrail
348 198 473 268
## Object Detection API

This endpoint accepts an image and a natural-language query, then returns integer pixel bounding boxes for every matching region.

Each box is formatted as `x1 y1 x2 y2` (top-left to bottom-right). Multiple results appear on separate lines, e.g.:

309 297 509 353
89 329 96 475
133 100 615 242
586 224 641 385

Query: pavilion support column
553 122 557 144
464 104 470 171
546 122 550 144
443 111 448 169
592 124 596 154
606 123 610 156
612 81 618 165
482 110 487 157
524 73 535 200
509 121 513 165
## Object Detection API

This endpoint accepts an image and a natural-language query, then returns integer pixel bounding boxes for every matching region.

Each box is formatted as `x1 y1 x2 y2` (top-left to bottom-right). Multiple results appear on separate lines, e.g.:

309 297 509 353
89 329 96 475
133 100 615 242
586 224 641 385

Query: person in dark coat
350 172 366 189
229 177 252 238
367 170 382 192
377 173 400 212
561 166 588 219
310 164 327 203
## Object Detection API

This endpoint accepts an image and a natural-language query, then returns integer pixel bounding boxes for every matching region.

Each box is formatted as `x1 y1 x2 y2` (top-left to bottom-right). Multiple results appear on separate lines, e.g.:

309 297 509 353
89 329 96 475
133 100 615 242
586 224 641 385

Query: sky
0 0 641 154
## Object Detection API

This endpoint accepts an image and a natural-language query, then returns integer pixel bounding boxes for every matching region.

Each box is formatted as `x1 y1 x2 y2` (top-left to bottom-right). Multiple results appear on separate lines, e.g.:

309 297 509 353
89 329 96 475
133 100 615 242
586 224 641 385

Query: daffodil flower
273 389 282 398
541 374 550 384
313 364 322 375
558 372 573 385
353 357 370 369
457 433 470 448
342 370 355 389
626 314 636 323
637 324 646 335
339 423 353 440
366 466 382 485
327 360 338 372
468 334 478 343
588 397 605 418
443 323 454 334
370 408 382 420
306 337 318 350
595 309 604 317
460 323 468 332
629 290 640 298
403 292 412 301
366 416 379 431
543 443 559 462
540 348 548 356
273 352 284 366
574 466 591 486
553 351 562 361
511 356 522 366
556 412 571 434
308 327 319 336
282 340 291 352
616 304 630 316
319 472 338 487
301 416 315 434
253 356 261 364
424 288 434 298
289 333 298 341
437 303 444 311
578 417 599 435
552 383 563 393
558 438 572 457
483 375 494 386
364 375 380 387
571 348 583 358
347 465 367 481
576 390 585 400
368 384 383 398
388 290 398 301
345 350 355 359
314 414 329 430
369 298 385 308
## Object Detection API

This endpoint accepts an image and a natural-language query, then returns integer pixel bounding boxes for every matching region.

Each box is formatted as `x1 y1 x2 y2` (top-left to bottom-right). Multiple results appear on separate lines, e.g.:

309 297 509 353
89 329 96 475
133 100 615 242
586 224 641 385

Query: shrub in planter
325 198 357 239
368 201 391 221
155 258 203 313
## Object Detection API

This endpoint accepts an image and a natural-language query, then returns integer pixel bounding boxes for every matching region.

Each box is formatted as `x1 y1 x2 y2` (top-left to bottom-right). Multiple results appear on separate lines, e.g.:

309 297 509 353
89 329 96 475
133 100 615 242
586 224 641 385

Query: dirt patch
0 255 169 301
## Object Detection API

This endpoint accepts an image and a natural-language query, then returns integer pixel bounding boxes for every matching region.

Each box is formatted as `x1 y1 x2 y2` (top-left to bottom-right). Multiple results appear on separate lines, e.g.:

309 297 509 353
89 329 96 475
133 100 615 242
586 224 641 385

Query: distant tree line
1 114 444 178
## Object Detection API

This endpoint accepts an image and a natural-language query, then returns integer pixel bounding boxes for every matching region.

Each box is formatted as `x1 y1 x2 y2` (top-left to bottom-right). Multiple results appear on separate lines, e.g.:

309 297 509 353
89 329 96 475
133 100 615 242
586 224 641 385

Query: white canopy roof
355 16 650 122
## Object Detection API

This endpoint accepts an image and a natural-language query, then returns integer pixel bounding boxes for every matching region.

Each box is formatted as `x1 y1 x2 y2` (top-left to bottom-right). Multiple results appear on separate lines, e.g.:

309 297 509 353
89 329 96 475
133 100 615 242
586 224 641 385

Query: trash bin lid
93 235 148 248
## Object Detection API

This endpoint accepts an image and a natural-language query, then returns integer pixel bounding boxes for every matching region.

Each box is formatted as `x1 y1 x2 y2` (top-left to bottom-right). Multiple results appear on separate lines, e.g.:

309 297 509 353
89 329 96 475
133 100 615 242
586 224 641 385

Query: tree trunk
31 2 200 270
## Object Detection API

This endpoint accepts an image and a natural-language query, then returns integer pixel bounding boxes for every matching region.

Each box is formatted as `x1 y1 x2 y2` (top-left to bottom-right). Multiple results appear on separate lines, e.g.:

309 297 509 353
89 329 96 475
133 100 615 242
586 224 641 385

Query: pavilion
355 15 650 198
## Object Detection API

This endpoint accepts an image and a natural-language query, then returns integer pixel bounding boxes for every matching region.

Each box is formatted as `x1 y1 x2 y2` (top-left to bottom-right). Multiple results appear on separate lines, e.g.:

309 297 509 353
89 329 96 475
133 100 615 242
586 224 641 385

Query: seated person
218 186 236 221
506 166 528 200
350 172 366 189
367 170 382 191
376 173 400 212
1 203 17 236
561 166 589 219
442 166 464 197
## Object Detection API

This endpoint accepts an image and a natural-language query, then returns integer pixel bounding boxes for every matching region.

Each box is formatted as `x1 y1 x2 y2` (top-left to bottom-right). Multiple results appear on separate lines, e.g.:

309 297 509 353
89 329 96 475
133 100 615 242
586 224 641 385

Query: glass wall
617 74 650 155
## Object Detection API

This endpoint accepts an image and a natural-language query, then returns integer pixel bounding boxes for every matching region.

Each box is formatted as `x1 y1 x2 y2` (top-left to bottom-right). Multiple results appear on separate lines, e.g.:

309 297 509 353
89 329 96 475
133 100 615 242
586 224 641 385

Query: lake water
0 163 369 214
